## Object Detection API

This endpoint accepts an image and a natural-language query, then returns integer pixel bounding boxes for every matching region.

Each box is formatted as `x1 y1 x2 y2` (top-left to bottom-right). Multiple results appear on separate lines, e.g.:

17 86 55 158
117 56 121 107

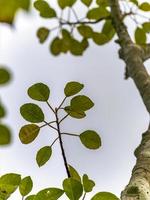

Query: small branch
50 137 59 147
62 132 79 137
60 16 111 26
59 114 69 124
82 192 86 200
40 120 56 129
46 101 55 114
58 97 67 110
71 7 79 21
44 121 58 131
55 109 71 178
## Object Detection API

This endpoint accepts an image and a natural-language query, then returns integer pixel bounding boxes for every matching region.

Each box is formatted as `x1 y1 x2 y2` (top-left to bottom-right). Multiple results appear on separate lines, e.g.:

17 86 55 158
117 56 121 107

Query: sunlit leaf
25 195 36 200
82 174 95 192
34 188 64 200
135 27 146 44
28 83 50 101
63 178 83 200
0 0 30 24
36 146 52 167
19 176 33 196
71 95 94 111
64 106 86 119
68 165 81 182
81 0 92 7
87 7 110 20
0 124 11 145
0 67 11 85
77 25 93 38
91 192 119 200
139 2 150 11
37 27 50 43
80 130 101 149
20 103 44 123
34 0 56 18
64 81 84 97
19 124 40 144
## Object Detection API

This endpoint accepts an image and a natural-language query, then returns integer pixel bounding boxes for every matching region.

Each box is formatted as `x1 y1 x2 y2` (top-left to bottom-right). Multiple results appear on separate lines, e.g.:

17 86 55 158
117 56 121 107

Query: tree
1 0 150 199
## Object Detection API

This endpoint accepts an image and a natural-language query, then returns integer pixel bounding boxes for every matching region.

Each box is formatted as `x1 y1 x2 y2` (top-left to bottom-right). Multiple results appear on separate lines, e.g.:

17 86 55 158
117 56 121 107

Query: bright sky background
0 1 150 199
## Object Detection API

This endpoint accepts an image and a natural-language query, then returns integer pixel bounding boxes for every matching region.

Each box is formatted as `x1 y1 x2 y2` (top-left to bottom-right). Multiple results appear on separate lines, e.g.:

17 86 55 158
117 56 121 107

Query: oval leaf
0 124 11 145
87 7 110 20
25 195 36 200
71 95 94 111
19 176 33 196
20 103 44 123
135 27 146 45
68 165 81 182
37 27 50 43
36 146 52 167
0 103 6 118
34 188 64 200
19 124 40 144
91 192 119 200
64 81 84 97
77 25 93 38
63 178 83 200
80 130 101 149
64 106 86 119
28 83 50 101
0 67 11 85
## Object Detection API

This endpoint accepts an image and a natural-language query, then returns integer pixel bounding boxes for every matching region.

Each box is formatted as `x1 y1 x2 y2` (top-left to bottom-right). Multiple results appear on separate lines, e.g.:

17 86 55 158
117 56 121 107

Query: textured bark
109 0 150 199
142 44 150 62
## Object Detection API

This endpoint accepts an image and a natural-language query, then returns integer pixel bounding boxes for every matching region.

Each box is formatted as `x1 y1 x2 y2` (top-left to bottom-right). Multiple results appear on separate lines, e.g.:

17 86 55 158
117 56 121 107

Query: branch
141 43 150 62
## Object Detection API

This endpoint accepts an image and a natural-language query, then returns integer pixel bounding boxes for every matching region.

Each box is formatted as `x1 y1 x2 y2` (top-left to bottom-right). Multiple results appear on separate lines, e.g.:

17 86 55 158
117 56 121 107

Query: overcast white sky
0 2 150 199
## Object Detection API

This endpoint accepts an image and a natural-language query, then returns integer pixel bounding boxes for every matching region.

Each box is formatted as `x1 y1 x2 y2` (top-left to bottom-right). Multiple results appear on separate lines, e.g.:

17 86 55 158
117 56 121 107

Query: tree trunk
109 0 150 199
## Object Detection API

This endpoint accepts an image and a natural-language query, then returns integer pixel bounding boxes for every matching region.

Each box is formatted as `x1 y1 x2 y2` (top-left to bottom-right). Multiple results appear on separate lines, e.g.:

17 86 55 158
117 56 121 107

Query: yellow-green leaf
37 27 50 43
64 81 84 97
0 124 11 145
139 2 150 11
82 174 95 192
91 192 119 200
87 7 110 20
68 165 81 182
34 188 64 200
81 0 92 7
19 176 33 196
135 27 146 45
77 25 93 38
71 95 94 111
36 146 52 167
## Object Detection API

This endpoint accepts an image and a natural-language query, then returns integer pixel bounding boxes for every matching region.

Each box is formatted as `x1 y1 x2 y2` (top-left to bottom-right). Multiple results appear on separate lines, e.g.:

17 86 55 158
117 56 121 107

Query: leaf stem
46 101 55 113
43 121 58 131
55 108 71 178
58 96 67 110
62 133 79 137
50 137 59 147
40 121 56 129
82 192 86 200
59 114 69 124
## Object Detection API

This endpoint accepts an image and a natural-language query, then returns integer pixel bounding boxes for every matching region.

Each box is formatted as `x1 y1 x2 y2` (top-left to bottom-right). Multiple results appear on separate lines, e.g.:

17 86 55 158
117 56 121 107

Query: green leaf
96 0 109 7
25 195 36 200
36 146 52 167
87 7 110 20
77 25 93 38
68 165 81 182
34 0 56 18
102 20 115 41
81 38 89 50
91 192 119 200
71 95 94 111
0 173 21 194
82 174 95 192
20 103 44 123
65 106 86 119
0 67 11 85
19 124 40 144
129 0 138 6
64 81 84 97
50 37 62 56
63 178 83 200
58 0 77 9
135 27 146 44
0 124 11 145
92 32 108 45
19 176 33 196
0 0 30 24
70 38 84 56
28 83 50 101
139 2 150 11
34 188 64 200
80 130 101 149
142 22 150 33
0 104 6 118
81 0 92 7
37 27 50 43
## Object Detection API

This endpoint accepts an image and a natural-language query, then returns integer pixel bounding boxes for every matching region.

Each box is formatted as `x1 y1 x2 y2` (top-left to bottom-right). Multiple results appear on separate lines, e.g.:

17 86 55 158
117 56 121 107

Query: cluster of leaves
0 67 11 145
0 167 119 200
19 81 101 167
34 0 116 56
0 0 30 25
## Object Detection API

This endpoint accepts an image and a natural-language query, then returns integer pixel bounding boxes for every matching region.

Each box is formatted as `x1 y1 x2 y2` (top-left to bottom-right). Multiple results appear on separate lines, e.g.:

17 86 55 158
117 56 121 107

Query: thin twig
40 121 56 129
46 101 55 113
59 114 69 124
82 192 86 200
58 97 67 110
50 137 59 147
62 132 79 137
44 121 58 131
